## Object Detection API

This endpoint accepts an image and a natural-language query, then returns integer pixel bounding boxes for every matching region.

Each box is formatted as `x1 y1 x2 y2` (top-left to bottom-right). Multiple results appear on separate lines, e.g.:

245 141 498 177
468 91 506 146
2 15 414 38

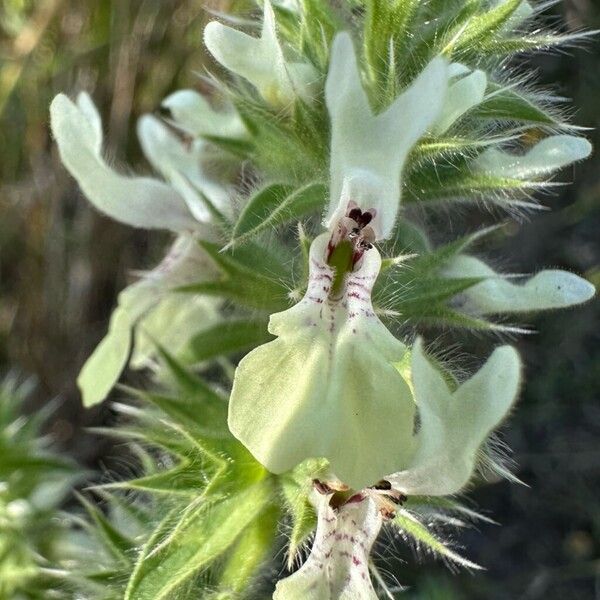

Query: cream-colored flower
50 93 198 231
324 33 448 240
432 63 487 134
161 89 246 140
228 233 415 490
444 254 595 314
388 338 521 496
274 491 381 600
51 92 229 406
77 235 219 407
204 0 318 106
474 134 592 179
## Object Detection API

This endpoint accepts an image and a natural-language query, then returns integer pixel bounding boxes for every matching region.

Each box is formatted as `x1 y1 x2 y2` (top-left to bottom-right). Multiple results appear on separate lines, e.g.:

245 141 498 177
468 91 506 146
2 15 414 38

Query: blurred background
0 0 598 598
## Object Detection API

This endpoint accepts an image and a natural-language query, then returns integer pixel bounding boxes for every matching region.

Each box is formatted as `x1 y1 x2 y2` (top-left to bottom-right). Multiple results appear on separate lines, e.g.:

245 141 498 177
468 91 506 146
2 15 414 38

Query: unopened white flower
444 254 595 314
228 233 415 490
204 0 318 106
388 338 521 496
161 89 247 140
50 93 198 231
474 134 592 179
325 33 449 240
77 235 219 407
274 491 381 600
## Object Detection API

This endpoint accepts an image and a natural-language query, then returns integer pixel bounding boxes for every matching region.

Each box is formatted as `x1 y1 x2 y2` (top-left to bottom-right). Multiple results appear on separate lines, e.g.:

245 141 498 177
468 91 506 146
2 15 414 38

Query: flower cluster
50 0 595 596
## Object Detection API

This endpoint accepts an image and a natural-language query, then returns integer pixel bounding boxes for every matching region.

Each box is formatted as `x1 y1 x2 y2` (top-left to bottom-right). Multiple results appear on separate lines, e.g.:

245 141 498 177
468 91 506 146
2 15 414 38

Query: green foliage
230 181 327 246
374 227 509 330
178 239 292 312
34 0 595 598
0 379 76 599
392 509 482 570
184 319 274 365
58 350 294 598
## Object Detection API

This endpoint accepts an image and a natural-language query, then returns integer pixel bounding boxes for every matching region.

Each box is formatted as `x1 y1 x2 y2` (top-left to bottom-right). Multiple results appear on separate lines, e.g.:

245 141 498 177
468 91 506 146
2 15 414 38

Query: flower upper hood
325 33 448 240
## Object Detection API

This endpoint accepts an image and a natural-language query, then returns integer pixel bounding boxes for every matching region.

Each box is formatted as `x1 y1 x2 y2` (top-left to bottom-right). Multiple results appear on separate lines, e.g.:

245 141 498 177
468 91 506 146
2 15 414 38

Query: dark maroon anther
348 207 362 221
380 507 397 520
358 211 373 227
387 491 407 506
371 480 392 491
313 479 334 495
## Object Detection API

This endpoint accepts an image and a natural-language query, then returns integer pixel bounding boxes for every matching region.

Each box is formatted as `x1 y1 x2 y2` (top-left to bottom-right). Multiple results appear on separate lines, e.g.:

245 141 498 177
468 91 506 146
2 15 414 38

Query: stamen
367 481 407 520
357 211 372 227
326 201 377 288
348 207 362 222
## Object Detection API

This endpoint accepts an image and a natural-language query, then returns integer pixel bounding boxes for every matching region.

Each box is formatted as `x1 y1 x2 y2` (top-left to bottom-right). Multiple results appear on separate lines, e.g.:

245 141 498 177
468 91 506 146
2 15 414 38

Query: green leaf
186 319 272 364
477 31 594 56
414 136 504 163
233 94 326 183
177 278 290 313
386 277 485 309
121 467 210 497
406 496 496 524
154 343 222 399
375 228 502 327
393 509 482 569
405 158 549 205
216 503 280 595
411 305 510 331
124 479 275 600
202 134 253 159
178 241 292 312
363 0 421 98
277 459 326 565
472 86 559 126
395 220 431 254
231 182 326 246
281 478 317 569
452 0 523 53
406 0 481 76
141 391 228 441
76 493 134 563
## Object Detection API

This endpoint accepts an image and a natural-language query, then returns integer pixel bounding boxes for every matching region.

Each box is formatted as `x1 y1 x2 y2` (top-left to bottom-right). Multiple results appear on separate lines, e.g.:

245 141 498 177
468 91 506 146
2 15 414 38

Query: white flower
387 338 521 496
136 114 233 226
473 134 592 179
77 235 219 407
444 254 595 314
228 233 415 490
274 491 381 600
50 92 238 236
161 89 247 139
51 92 231 405
50 93 198 231
432 63 487 134
324 33 449 240
204 0 318 106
